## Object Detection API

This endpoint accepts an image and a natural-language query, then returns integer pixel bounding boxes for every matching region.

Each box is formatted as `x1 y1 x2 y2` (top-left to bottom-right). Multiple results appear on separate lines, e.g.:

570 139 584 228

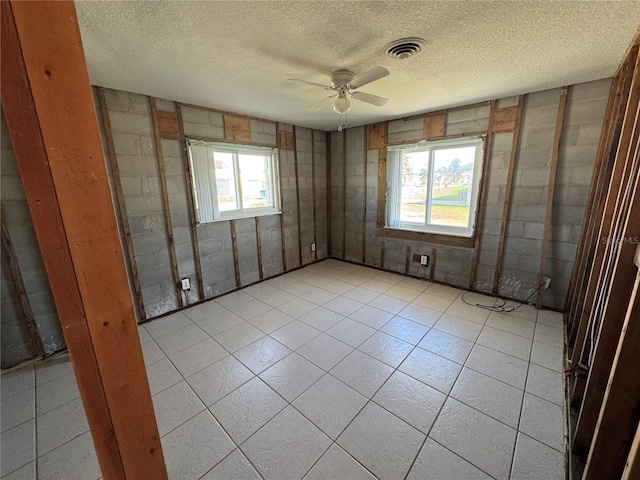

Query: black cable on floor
460 283 546 313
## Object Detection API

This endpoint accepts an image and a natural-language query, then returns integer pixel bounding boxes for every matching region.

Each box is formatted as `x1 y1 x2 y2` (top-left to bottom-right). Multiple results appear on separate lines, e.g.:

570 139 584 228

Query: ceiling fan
288 66 390 114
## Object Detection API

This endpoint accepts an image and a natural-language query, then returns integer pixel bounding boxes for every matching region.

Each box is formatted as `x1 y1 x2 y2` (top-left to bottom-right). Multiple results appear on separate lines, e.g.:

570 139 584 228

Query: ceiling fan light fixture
333 90 351 114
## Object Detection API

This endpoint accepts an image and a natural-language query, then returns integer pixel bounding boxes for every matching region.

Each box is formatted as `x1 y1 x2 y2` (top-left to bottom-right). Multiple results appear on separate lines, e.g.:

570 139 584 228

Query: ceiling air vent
383 37 427 60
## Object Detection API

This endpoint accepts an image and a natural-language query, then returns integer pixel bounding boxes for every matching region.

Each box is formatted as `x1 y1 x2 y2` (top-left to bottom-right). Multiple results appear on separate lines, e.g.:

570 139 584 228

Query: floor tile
323 280 356 295
406 438 492 480
348 305 394 329
141 340 166 366
433 314 482 342
183 300 226 322
246 308 295 333
385 285 420 302
519 393 564 452
412 292 454 311
534 323 564 348
298 307 345 332
359 279 391 294
304 288 338 306
162 410 235 480
450 367 523 428
425 283 462 299
380 316 429 345
214 322 264 352
536 310 564 329
374 271 404 285
282 281 315 297
1 419 34 477
486 311 536 338
476 325 532 361
210 377 286 444
278 298 318 318
368 294 409 315
465 344 529 389
343 286 380 303
511 432 564 480
326 318 376 348
526 364 564 406
293 374 367 439
143 312 193 339
138 325 153 344
146 357 183 395
341 273 371 286
234 336 292 374
197 310 245 337
216 291 254 309
261 289 297 307
243 282 280 299
330 350 393 398
230 299 273 320
456 291 497 306
241 406 331 480
201 449 261 480
304 444 375 480
303 274 334 287
445 301 490 324
1 366 34 400
418 329 473 364
37 397 89 455
430 397 516 479
296 334 354 371
270 320 321 350
324 296 365 317
2 461 35 480
155 324 210 356
373 371 446 434
1 388 34 432
396 303 441 326
260 353 324 402
37 431 100 480
498 303 538 322
266 275 297 289
357 331 413 368
396 277 430 292
169 337 228 377
34 355 73 386
337 402 425 480
187 356 254 406
152 380 205 436
398 347 462 394
530 341 564 372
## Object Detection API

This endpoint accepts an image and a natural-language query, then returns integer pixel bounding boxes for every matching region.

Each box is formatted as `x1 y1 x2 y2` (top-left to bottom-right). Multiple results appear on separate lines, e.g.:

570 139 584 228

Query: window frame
385 136 485 239
187 140 280 223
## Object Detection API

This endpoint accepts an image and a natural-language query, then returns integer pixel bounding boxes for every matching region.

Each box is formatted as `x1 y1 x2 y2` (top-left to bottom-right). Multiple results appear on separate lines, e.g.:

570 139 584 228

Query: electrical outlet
311 243 316 252
543 277 551 289
420 255 429 266
181 277 191 291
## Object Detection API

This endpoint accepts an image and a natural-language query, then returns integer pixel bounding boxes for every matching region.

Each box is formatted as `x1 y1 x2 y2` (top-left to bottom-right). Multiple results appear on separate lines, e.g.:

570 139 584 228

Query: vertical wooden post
230 220 241 287
537 87 569 309
1 1 167 478
255 217 264 280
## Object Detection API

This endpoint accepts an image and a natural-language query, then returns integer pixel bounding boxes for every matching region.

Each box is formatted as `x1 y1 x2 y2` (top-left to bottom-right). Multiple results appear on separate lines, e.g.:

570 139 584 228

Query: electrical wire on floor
460 282 546 313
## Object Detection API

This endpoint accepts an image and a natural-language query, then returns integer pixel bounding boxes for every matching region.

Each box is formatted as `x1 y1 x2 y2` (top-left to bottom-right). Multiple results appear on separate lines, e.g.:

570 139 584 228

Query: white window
188 141 280 222
386 137 484 237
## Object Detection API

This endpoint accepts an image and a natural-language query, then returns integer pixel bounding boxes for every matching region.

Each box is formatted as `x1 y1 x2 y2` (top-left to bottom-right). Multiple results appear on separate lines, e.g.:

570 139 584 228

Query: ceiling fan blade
351 91 388 106
287 78 333 90
308 95 336 111
349 66 389 89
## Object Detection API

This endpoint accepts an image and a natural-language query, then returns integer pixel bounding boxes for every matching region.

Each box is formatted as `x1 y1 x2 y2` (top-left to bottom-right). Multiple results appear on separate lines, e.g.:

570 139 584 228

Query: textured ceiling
76 1 640 131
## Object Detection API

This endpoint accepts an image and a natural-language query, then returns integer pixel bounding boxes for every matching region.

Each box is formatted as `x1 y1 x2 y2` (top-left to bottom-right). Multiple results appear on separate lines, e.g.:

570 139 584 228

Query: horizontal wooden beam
375 227 475 248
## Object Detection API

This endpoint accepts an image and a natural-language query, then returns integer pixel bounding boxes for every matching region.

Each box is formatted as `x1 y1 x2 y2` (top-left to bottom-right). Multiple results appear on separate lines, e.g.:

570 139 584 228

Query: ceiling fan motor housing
330 70 355 88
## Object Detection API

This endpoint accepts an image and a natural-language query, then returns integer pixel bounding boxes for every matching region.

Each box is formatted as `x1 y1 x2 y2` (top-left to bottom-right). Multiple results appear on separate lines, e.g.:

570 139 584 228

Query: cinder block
519 168 551 187
112 133 140 155
445 118 489 136
576 123 605 146
526 129 555 149
570 78 611 103
525 88 562 109
518 254 540 273
523 222 544 239
108 111 153 135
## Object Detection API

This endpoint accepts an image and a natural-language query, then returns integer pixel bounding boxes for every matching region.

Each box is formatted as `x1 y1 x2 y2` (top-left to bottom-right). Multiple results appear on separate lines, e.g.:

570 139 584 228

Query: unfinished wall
1 109 65 368
330 78 611 309
96 88 328 320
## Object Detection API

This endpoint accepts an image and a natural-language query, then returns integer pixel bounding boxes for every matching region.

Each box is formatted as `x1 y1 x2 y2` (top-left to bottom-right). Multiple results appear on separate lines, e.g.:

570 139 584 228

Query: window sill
198 209 281 224
376 227 475 248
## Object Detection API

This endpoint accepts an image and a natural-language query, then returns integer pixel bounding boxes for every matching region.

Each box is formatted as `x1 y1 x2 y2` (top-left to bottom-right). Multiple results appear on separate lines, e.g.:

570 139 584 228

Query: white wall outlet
181 277 191 291
543 277 551 289
420 255 429 266
311 243 316 252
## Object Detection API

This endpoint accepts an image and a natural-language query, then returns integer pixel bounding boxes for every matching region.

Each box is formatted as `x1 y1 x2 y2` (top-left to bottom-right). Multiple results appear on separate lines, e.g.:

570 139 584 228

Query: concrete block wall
294 127 315 266
1 109 65 368
344 126 366 263
313 132 329 259
330 132 345 257
279 124 301 270
330 79 610 309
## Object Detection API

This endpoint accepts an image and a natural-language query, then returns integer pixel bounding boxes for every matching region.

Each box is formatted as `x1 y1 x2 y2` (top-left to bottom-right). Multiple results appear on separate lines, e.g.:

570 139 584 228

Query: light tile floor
0 259 566 480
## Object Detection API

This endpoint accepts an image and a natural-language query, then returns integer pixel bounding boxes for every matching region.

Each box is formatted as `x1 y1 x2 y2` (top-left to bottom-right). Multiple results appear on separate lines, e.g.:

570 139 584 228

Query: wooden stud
405 245 411 274
0 209 45 358
492 95 525 293
150 97 183 308
536 87 569 309
2 2 166 477
293 126 302 266
342 129 347 260
380 237 385 269
176 103 205 300
157 110 180 140
470 101 496 289
362 127 368 264
376 146 388 228
230 220 241 287
224 115 251 143
96 87 147 320
255 217 264 280
311 130 317 261
326 131 332 256
430 248 436 281
491 106 519 133
368 122 387 149
423 114 446 139
622 422 640 480
276 124 287 270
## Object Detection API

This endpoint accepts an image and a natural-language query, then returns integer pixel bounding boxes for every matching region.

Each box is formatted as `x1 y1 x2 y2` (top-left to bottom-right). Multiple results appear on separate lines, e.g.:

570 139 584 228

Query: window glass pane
239 154 271 209
429 146 476 227
399 150 429 224
213 152 238 211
